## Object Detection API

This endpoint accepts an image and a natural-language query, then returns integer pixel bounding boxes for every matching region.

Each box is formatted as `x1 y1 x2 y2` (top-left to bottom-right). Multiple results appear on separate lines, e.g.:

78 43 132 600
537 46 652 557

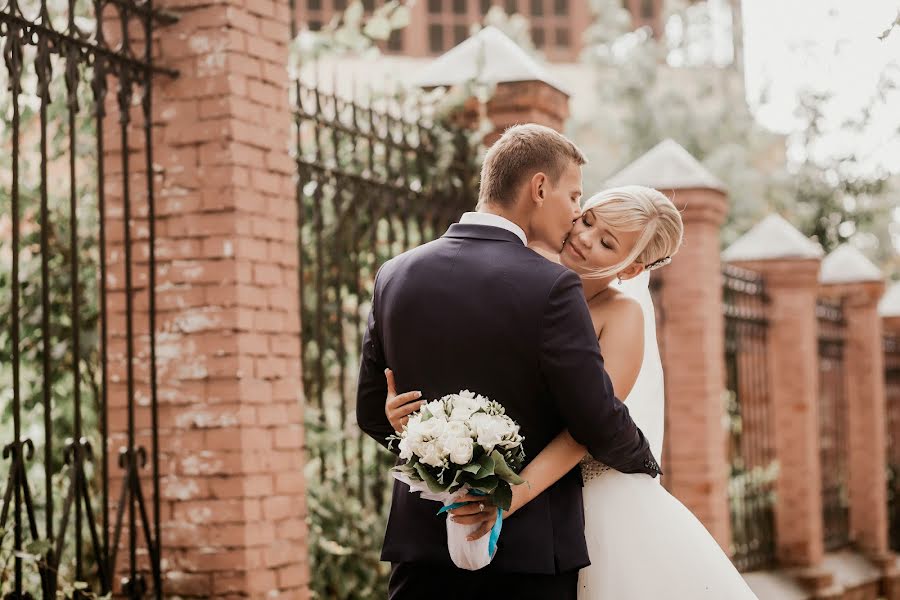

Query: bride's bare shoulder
588 289 644 334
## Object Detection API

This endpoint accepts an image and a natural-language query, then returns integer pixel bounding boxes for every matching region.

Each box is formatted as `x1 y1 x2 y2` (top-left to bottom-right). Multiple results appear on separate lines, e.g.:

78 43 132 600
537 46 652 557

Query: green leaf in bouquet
447 467 471 490
392 463 416 478
490 449 525 485
472 452 495 479
468 474 499 496
460 461 482 474
492 481 513 512
414 462 450 494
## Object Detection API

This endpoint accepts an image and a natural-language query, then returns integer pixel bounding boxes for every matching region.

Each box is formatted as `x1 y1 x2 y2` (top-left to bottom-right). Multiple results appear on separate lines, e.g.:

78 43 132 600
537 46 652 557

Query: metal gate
292 70 478 506
818 298 850 551
722 265 776 571
885 334 900 551
1 1 175 596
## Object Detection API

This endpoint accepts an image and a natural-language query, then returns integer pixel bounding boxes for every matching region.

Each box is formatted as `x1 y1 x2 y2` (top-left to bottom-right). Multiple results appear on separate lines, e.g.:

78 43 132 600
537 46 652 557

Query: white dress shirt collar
459 212 527 245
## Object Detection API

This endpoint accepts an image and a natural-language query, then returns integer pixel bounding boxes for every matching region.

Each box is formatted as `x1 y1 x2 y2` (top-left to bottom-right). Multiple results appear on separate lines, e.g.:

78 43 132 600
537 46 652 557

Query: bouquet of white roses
388 390 525 570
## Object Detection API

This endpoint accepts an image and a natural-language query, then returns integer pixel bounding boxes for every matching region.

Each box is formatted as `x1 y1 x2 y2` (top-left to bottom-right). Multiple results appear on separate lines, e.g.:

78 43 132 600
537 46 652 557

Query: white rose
442 420 471 440
448 437 474 465
424 400 447 420
469 413 507 452
398 436 413 460
418 441 444 468
418 416 448 440
403 414 424 439
449 396 482 422
495 416 518 436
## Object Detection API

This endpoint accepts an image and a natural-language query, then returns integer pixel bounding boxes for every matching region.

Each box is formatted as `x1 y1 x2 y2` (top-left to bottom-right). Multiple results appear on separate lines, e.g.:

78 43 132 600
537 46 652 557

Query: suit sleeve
539 269 661 476
356 269 398 452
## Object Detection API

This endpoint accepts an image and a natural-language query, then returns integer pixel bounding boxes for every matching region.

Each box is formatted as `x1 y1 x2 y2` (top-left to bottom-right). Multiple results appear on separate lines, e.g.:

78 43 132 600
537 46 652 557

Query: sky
741 0 900 174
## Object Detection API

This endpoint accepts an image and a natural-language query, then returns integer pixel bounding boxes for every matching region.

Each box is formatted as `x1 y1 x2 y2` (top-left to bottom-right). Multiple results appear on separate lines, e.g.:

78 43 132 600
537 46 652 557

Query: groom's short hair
478 124 586 209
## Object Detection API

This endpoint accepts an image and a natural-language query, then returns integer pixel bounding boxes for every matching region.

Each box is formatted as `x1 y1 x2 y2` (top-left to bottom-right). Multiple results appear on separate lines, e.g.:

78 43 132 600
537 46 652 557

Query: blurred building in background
295 0 667 61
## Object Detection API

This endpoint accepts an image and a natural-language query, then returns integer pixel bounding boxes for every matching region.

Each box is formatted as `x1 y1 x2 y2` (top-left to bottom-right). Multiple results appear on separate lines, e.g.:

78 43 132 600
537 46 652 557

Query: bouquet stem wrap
438 491 503 571
393 472 502 571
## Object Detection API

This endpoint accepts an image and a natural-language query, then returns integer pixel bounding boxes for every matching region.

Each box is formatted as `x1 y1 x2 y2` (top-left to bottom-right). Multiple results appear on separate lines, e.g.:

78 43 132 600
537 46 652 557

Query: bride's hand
384 368 423 433
504 482 531 519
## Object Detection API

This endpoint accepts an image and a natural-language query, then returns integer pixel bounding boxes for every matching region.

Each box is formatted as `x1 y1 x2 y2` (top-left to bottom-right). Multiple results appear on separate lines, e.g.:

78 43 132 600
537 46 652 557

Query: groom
357 124 661 599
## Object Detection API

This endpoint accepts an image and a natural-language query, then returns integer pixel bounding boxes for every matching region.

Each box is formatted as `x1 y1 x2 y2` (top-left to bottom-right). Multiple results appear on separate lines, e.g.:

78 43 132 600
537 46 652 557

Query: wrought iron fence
1 1 174 597
292 71 478 506
722 265 776 572
817 298 850 551
885 334 900 551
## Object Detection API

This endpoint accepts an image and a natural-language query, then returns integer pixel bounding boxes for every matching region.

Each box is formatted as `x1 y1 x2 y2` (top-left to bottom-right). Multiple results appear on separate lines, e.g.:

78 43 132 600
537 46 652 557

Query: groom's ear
530 172 547 207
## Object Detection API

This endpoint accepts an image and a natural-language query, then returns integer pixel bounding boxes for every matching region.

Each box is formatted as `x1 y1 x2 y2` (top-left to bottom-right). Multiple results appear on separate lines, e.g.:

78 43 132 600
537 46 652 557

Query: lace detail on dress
580 456 612 483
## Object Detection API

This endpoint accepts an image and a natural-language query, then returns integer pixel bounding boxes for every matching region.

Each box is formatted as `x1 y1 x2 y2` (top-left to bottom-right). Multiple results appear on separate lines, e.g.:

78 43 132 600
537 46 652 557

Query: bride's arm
507 299 645 517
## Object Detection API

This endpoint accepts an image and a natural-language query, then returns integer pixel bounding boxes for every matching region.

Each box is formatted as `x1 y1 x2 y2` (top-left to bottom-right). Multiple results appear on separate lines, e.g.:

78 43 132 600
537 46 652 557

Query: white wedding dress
576 271 758 599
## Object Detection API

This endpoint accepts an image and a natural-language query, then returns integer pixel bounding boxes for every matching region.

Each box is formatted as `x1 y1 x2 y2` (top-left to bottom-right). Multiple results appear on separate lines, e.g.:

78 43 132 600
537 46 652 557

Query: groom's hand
449 495 499 541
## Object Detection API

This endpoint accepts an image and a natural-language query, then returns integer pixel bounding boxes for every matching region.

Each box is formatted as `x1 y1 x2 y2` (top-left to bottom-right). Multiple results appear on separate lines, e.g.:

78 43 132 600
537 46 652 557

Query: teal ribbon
438 492 503 560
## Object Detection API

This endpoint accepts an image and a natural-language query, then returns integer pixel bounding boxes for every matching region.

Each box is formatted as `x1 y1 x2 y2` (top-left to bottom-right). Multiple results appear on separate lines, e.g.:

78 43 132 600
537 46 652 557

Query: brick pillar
103 1 310 597
655 187 732 548
727 258 826 569
453 79 570 144
484 80 570 143
820 279 889 558
886 317 900 337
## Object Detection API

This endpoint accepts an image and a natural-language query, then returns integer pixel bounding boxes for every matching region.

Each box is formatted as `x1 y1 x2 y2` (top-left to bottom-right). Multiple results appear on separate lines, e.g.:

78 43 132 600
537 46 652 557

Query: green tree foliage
573 0 897 269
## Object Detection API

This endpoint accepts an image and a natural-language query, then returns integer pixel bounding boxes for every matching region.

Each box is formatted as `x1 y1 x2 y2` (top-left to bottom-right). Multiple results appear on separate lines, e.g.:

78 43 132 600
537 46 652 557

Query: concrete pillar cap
414 26 569 96
723 214 824 263
604 138 726 192
819 243 883 285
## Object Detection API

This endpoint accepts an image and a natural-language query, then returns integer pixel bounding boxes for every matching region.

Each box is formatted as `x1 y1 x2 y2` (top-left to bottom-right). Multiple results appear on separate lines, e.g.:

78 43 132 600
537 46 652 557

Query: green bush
305 408 394 599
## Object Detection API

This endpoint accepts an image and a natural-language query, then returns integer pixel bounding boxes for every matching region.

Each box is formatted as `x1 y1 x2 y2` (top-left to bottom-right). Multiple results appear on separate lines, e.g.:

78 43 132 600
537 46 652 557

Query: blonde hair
581 185 684 279
478 124 587 208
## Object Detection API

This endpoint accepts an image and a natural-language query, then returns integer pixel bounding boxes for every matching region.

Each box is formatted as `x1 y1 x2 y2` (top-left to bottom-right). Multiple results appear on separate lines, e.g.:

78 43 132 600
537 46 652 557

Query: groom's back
372 224 591 573
377 227 568 458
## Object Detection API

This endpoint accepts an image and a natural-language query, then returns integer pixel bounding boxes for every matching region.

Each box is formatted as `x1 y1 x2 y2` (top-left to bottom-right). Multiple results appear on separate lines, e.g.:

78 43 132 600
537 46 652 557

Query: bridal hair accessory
646 256 672 271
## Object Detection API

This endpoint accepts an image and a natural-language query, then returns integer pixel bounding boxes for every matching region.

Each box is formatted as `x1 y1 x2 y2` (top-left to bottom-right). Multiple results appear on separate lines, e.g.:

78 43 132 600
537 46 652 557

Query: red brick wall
102 0 310 596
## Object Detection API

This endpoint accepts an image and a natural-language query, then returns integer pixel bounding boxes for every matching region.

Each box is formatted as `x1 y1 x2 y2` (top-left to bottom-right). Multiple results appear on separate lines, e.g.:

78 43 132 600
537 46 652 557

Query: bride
385 185 757 598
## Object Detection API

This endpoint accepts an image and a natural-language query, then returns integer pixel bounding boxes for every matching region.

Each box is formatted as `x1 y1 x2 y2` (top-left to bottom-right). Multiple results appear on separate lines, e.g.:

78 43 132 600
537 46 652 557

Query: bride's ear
617 263 645 282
